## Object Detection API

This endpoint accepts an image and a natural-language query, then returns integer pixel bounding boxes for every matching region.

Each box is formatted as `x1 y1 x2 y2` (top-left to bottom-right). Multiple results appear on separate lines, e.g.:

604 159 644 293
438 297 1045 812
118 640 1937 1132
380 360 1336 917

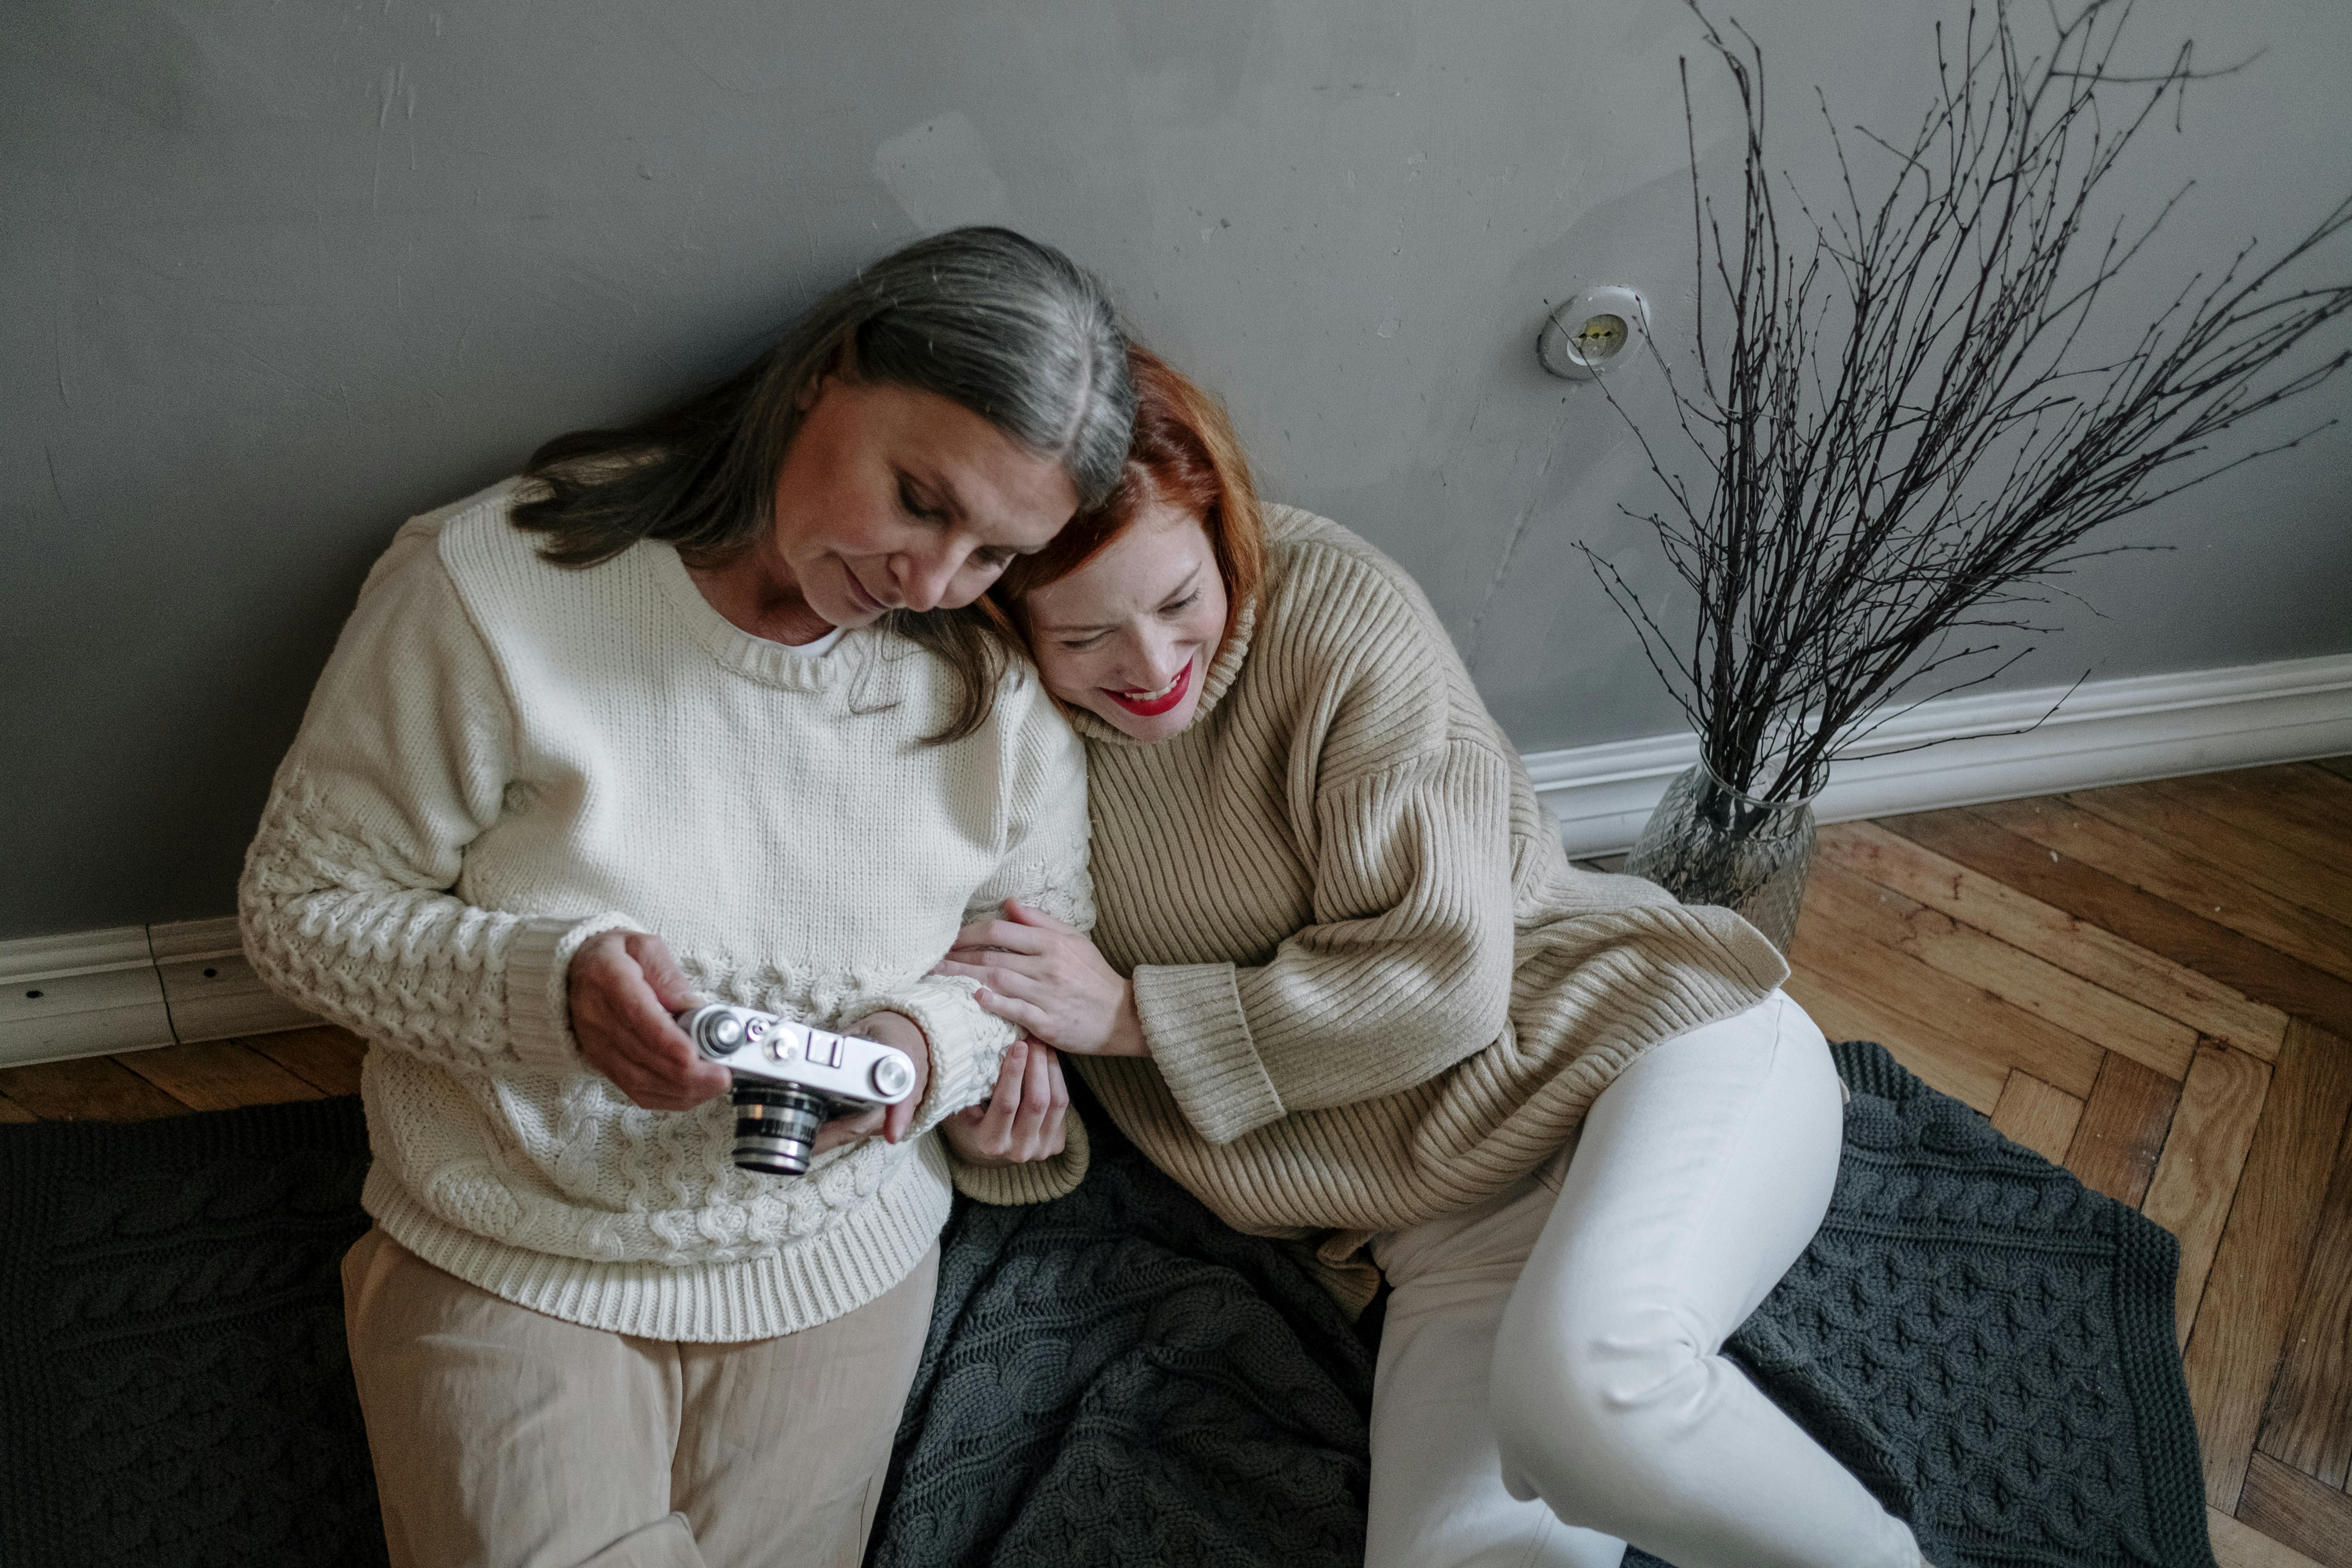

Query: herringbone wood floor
6 758 2350 1565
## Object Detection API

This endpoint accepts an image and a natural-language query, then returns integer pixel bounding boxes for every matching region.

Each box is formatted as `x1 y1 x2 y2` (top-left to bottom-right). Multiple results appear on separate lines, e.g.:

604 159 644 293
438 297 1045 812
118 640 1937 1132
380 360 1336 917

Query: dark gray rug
0 1042 2213 1568
0 1096 383 1568
869 1042 2215 1568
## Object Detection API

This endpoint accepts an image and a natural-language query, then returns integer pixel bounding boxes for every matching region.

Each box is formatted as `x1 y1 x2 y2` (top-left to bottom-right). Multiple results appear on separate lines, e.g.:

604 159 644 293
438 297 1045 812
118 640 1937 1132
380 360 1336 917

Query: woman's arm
854 682 1096 1135
893 691 1099 1201
944 739 1520 1145
239 544 648 1077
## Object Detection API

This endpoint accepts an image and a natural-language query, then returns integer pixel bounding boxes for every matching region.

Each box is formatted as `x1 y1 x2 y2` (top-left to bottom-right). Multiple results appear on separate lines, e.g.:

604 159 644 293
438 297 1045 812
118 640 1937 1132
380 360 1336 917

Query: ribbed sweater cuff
862 978 1015 1133
946 1108 1093 1206
505 912 641 1069
1133 963 1283 1145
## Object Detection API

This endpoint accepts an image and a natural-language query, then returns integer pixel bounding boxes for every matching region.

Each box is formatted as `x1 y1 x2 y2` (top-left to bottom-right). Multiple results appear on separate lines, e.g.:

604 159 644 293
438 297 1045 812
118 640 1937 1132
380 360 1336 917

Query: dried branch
1590 0 2352 802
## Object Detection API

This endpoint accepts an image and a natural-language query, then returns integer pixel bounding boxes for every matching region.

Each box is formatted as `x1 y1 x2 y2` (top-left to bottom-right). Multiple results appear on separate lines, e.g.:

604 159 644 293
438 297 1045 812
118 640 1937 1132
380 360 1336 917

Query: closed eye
1161 591 1201 617
897 473 947 523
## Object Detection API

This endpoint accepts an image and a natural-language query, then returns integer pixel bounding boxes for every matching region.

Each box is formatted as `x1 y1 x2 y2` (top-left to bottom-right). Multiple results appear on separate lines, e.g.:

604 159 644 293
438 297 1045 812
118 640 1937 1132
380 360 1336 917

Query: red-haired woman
933 346 1932 1568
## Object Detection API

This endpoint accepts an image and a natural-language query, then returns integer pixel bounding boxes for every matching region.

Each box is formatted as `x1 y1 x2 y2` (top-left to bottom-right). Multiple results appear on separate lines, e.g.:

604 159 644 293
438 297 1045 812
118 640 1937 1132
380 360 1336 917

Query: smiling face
752 375 1080 634
1023 499 1230 742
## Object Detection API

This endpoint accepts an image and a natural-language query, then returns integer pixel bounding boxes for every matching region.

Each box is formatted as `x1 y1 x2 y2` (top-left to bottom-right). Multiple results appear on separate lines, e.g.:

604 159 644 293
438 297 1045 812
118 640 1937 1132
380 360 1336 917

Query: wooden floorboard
1974 796 2352 987
2182 1021 2352 1513
2145 1042 2274 1347
1792 880 2105 1101
1784 960 2008 1110
2255 1107 2352 1491
2237 1451 2352 1568
2212 1503 2333 1568
0 1052 201 1120
2242 764 2352 853
1991 1070 2085 1163
1810 854 2200 1079
2127 777 2352 919
1819 820 2289 1057
116 1038 328 1113
5 757 2349 1566
1885 807 2352 1041
2064 1051 2180 1208
242 1025 368 1097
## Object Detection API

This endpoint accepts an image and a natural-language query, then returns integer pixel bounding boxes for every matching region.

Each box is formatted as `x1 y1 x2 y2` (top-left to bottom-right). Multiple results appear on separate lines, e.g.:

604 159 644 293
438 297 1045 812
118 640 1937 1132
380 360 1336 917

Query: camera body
677 1004 917 1177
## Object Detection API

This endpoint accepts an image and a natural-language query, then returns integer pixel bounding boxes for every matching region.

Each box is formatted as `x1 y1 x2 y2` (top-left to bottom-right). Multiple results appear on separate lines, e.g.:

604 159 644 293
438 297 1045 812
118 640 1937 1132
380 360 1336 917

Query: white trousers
1365 993 1923 1568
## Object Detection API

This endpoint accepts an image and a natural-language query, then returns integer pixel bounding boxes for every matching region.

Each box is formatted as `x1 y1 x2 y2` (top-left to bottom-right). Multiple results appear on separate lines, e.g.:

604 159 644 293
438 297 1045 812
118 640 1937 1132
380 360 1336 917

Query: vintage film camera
676 1004 918 1177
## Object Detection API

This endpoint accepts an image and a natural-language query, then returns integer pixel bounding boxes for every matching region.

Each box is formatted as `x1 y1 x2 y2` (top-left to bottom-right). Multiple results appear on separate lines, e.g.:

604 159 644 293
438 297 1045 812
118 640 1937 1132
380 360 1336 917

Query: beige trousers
341 1228 938 1568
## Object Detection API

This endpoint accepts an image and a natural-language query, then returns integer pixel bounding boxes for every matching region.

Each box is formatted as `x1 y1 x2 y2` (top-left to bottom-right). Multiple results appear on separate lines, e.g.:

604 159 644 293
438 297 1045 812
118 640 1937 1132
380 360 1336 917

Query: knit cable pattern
234 484 1093 1339
872 1044 2215 1568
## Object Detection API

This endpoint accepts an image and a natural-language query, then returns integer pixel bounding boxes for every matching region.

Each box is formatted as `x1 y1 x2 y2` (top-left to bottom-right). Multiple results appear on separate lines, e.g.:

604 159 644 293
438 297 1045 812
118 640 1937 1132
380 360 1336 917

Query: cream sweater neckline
642 541 866 690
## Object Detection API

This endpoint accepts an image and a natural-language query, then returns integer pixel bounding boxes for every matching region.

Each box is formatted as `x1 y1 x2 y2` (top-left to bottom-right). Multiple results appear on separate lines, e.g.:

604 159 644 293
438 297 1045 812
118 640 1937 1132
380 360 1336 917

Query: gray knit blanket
867 1041 2214 1568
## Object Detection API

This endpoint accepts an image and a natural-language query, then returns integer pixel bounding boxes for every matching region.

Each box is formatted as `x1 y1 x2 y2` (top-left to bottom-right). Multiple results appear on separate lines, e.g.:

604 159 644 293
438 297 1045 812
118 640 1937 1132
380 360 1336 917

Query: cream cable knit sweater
960 508 1787 1294
240 481 1092 1341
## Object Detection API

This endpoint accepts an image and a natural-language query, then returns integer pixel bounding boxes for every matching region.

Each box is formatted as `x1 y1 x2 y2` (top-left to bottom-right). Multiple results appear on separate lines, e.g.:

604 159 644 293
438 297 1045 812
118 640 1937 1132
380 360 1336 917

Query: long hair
995 343 1265 654
510 227 1134 742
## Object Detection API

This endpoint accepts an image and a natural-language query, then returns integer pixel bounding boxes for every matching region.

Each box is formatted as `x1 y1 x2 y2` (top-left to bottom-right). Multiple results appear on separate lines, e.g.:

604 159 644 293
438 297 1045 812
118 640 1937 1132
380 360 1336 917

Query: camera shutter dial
870 1055 915 1100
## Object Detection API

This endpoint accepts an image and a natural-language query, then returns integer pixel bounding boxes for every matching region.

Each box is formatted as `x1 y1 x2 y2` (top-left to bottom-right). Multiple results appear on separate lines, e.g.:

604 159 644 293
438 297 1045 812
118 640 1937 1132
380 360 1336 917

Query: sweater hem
362 1138 954 1341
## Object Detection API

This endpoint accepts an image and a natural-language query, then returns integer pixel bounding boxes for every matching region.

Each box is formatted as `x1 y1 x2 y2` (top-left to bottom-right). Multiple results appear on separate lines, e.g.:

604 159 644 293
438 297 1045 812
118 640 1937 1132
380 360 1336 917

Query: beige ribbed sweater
965 508 1787 1288
240 480 1091 1341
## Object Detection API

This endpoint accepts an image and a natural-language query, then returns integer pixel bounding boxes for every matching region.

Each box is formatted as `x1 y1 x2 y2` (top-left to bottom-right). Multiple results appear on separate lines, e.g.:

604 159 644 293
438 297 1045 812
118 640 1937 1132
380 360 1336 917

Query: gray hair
516 227 1131 565
512 228 1134 739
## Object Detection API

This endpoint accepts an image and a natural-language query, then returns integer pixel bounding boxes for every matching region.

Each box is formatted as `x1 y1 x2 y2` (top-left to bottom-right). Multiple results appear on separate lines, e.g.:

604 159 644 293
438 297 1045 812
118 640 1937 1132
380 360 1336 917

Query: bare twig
1589 0 2352 803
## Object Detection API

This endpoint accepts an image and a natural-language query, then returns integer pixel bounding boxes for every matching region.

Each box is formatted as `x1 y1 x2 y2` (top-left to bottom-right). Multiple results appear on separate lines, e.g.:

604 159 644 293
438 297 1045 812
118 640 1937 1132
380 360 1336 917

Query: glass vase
1624 761 1819 952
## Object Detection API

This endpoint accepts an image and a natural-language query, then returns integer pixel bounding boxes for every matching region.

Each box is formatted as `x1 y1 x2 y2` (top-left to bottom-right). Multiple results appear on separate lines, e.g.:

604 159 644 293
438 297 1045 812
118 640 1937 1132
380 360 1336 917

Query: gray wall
6 0 2348 939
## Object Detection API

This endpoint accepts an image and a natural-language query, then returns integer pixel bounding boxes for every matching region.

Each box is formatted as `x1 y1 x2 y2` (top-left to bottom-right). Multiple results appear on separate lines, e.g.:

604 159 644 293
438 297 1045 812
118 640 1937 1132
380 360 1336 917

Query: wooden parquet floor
5 757 2350 1564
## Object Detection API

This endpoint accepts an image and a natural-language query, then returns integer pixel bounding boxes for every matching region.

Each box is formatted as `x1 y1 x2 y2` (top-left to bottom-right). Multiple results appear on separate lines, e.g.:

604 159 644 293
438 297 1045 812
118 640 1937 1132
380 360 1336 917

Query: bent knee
1490 1304 1717 1508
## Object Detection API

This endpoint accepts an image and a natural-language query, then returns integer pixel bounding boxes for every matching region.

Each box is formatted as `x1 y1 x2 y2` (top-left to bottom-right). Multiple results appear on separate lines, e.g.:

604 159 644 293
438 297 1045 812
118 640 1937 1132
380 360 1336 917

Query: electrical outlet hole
23 989 41 999
203 968 219 978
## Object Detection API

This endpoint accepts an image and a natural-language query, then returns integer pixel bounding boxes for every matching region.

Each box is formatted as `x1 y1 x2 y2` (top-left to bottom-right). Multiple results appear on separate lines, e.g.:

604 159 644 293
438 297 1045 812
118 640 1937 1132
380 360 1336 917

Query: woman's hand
567 931 734 1110
819 1010 933 1151
941 1038 1069 1167
932 899 1149 1057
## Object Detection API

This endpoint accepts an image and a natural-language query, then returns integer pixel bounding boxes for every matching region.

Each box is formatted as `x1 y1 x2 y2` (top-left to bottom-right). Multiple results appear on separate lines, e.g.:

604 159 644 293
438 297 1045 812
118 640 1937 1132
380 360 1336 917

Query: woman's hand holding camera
835 1010 932 1150
568 933 930 1151
567 931 734 1110
933 899 1150 1058
941 1038 1069 1167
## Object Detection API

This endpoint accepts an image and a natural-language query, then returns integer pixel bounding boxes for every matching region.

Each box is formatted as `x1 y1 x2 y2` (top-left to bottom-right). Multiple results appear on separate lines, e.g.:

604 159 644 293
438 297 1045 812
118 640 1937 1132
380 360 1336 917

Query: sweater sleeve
945 1108 1093 1206
237 542 636 1073
863 683 1098 1170
1136 738 1521 1145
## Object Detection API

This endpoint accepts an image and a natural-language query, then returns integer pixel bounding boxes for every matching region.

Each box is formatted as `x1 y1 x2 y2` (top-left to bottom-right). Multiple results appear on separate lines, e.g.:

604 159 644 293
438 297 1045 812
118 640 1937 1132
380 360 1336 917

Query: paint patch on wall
873 112 1016 235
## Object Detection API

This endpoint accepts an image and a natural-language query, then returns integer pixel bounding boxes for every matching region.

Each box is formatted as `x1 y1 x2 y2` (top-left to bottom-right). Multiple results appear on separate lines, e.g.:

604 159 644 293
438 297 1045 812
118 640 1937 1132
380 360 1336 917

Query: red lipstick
1103 659 1193 718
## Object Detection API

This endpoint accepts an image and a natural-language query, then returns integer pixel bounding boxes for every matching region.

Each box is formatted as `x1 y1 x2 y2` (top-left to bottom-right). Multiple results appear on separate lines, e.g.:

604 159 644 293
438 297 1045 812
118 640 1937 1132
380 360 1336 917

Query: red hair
995 344 1265 649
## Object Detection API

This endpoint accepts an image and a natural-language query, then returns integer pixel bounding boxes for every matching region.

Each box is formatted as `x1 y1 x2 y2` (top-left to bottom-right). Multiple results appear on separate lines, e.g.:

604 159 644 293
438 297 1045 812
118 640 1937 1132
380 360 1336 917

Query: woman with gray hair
239 227 1132 1568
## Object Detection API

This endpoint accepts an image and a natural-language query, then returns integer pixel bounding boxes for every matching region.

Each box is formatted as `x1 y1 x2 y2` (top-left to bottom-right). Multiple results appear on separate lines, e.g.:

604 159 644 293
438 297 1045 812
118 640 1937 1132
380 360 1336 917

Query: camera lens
730 1083 830 1177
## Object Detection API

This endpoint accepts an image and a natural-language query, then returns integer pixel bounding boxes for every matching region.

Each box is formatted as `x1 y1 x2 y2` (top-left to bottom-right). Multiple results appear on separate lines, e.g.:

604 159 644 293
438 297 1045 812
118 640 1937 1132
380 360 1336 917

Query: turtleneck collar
1063 596 1258 748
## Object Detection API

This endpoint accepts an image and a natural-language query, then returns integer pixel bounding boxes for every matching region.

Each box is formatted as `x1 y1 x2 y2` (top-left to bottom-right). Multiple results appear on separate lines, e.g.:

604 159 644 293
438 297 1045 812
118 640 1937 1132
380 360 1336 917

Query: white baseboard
0 916 317 1072
1528 651 2352 859
5 652 2347 1073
